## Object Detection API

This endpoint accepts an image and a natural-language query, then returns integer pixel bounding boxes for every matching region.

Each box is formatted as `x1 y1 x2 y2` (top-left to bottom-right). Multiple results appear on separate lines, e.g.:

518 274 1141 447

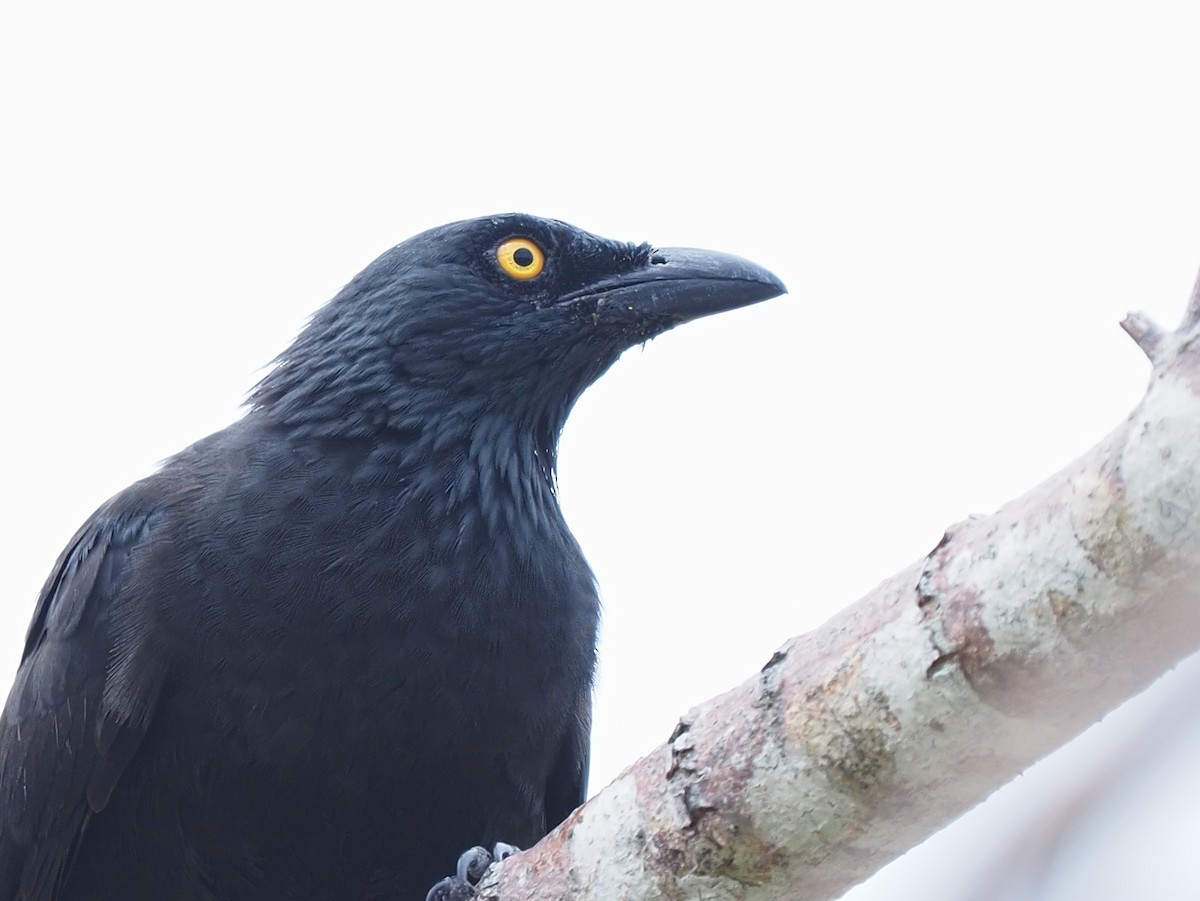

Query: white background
2 2 1198 897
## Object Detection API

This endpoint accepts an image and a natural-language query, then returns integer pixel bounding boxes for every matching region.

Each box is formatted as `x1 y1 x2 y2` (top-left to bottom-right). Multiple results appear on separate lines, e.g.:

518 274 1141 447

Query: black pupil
513 247 535 268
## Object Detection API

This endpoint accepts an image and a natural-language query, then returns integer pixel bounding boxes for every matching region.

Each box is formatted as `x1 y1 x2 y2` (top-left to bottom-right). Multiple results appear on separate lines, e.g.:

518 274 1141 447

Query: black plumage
0 214 784 900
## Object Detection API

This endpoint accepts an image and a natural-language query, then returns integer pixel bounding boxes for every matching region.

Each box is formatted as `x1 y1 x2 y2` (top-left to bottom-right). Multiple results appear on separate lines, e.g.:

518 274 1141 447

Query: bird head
251 214 785 461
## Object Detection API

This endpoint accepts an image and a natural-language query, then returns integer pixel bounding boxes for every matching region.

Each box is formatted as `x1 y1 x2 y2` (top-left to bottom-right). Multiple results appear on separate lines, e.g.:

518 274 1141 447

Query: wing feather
0 501 166 900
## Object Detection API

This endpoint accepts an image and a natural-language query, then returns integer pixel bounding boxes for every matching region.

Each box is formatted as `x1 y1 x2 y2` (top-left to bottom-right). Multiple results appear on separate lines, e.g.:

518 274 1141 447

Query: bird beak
561 248 786 333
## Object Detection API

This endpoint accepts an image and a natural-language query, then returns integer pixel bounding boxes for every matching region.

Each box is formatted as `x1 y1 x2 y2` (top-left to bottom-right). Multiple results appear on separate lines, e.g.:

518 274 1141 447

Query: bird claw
424 874 478 901
424 843 521 901
491 841 520 863
456 845 493 884
424 875 478 901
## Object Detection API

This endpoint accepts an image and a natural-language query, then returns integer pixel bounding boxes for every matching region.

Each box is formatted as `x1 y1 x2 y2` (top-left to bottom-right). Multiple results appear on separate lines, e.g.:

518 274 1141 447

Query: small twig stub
1121 310 1165 362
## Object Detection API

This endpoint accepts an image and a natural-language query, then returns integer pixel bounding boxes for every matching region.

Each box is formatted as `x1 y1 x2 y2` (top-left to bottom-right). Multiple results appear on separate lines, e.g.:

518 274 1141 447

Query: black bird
0 214 784 900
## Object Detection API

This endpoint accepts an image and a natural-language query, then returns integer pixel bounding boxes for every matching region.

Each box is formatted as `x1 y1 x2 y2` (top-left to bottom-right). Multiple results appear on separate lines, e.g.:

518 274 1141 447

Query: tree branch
479 279 1200 900
1184 262 1200 330
1120 310 1165 361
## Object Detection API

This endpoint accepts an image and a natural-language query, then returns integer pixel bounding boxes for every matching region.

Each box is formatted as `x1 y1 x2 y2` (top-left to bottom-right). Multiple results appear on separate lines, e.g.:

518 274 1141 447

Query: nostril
649 249 667 265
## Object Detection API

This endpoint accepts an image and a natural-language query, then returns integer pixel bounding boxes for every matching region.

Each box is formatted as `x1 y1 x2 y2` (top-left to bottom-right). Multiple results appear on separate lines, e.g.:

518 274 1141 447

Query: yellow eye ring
496 237 545 280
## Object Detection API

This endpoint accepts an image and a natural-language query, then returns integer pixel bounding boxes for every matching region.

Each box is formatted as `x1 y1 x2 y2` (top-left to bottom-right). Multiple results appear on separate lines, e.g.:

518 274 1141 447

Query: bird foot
424 843 520 901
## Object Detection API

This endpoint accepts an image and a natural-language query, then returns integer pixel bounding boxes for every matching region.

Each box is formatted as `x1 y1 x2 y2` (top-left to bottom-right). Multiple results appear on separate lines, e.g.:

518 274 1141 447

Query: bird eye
496 238 545 280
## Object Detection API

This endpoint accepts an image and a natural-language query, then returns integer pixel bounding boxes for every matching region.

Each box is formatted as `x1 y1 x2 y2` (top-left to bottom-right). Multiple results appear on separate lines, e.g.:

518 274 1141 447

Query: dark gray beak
561 247 786 335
